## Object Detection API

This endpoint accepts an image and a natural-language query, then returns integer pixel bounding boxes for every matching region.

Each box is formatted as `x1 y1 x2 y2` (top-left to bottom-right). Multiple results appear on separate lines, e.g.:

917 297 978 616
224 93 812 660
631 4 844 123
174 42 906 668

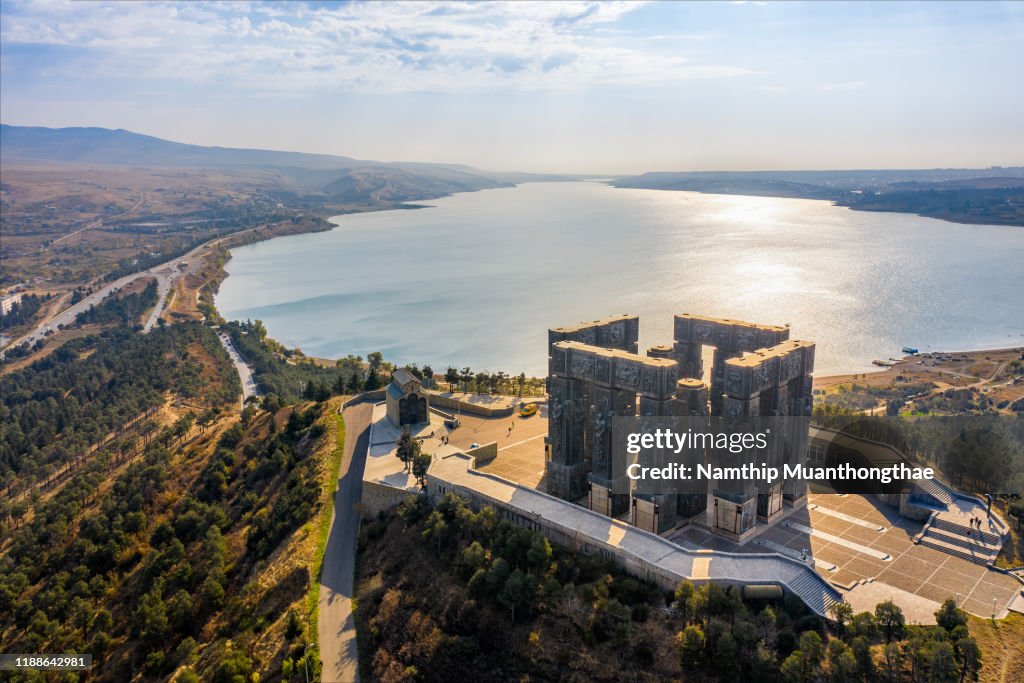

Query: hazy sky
2 1 1022 173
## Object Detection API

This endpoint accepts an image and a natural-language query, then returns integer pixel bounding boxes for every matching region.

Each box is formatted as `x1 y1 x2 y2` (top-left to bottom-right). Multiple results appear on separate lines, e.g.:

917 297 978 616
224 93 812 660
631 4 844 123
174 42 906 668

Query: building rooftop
391 367 420 389
549 313 638 334
725 339 815 367
675 313 789 334
554 340 678 368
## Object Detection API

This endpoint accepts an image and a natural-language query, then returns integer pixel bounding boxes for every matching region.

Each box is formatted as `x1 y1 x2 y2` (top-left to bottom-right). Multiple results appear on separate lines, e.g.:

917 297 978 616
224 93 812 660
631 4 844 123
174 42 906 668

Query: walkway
427 453 843 617
319 401 373 683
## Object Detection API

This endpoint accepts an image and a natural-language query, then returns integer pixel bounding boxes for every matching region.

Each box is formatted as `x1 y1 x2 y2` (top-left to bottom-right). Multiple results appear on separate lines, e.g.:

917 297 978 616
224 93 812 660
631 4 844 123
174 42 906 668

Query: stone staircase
786 569 842 616
919 517 1001 566
915 477 954 506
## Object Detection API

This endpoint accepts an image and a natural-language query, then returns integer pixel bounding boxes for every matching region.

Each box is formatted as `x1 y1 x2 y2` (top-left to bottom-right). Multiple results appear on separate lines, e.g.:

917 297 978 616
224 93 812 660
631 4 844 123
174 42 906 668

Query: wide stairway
919 516 1001 566
786 568 842 616
915 477 953 506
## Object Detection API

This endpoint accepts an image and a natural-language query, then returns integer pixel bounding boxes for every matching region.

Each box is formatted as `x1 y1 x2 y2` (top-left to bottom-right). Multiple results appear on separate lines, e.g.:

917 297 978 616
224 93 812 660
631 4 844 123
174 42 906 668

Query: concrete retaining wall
342 389 387 410
467 441 498 464
360 481 412 518
427 393 515 417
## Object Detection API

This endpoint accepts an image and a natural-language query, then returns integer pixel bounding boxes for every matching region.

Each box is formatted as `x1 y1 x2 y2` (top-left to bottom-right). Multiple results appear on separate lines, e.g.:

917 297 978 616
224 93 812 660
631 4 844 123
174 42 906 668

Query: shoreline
814 345 1024 392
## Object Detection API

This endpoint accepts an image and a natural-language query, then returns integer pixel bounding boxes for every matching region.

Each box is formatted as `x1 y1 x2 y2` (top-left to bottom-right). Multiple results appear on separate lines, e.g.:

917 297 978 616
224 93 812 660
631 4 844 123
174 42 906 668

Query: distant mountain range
0 124 562 204
3 125 1021 224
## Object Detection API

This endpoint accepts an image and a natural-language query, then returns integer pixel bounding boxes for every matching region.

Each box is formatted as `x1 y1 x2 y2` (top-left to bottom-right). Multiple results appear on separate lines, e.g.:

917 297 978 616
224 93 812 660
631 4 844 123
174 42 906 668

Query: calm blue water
216 182 1024 377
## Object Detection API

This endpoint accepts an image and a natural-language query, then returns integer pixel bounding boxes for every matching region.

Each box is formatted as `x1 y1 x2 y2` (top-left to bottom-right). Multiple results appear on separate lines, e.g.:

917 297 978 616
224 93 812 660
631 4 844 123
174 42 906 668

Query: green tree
367 351 384 374
422 511 449 555
875 600 906 643
175 637 198 667
498 569 534 623
781 631 824 683
487 557 511 592
850 636 875 681
928 640 959 683
674 580 697 625
675 626 708 671
200 574 225 612
850 611 877 640
396 428 418 473
757 606 777 647
714 632 739 679
134 585 170 645
829 601 854 636
284 608 303 640
412 451 432 488
167 589 194 633
526 534 552 573
955 636 982 683
467 568 488 598
461 541 488 576
826 639 859 683
935 598 968 633
882 642 904 683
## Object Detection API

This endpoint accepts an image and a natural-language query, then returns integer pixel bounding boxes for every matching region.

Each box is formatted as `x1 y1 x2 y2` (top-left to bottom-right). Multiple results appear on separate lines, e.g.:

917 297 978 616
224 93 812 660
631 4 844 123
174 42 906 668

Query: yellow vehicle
518 403 538 417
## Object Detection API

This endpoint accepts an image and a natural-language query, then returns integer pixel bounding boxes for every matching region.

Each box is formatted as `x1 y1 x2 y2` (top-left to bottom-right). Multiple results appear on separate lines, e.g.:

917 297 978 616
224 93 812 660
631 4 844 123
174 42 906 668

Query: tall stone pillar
546 375 589 500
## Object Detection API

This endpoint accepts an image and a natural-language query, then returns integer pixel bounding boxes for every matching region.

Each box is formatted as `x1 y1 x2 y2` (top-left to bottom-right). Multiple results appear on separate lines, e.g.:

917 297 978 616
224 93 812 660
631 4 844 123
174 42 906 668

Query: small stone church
386 368 429 427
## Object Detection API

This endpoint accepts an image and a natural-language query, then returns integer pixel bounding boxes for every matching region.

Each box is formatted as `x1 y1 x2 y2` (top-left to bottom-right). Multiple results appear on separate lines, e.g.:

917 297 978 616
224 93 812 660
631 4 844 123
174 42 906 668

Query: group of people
966 516 988 537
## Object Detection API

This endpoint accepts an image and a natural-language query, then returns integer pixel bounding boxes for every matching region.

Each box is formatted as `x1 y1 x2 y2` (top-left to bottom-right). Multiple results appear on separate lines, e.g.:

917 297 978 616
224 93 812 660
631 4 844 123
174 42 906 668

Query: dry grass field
0 162 291 287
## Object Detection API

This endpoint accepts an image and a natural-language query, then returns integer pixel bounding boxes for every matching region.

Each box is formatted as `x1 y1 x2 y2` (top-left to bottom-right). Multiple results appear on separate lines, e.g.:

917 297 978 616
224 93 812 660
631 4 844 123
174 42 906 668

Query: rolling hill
0 125 562 204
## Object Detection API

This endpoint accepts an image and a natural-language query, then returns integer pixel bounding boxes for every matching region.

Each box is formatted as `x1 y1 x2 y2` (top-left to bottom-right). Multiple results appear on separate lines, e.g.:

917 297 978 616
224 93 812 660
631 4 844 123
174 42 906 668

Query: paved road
216 331 259 406
2 250 204 354
319 401 373 683
2 219 299 357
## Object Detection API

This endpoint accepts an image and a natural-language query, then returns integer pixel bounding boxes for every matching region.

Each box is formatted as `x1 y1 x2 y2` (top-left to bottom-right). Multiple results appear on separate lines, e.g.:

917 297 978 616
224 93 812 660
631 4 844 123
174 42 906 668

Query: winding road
2 216 309 357
318 401 373 683
1 249 203 355
217 331 259 405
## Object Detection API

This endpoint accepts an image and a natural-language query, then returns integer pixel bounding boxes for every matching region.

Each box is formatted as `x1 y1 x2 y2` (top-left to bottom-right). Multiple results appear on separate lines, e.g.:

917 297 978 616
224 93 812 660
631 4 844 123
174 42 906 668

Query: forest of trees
73 280 158 327
356 494 987 683
0 395 330 682
223 320 362 403
0 322 239 501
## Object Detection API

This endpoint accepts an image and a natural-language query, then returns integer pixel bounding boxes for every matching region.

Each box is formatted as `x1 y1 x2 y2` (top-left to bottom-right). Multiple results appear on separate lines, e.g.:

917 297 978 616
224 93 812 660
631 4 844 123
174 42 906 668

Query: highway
318 401 373 683
2 241 208 355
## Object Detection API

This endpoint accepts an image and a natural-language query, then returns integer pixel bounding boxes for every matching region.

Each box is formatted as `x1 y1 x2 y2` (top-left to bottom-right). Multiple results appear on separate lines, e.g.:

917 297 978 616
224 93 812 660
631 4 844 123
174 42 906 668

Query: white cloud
0 0 753 94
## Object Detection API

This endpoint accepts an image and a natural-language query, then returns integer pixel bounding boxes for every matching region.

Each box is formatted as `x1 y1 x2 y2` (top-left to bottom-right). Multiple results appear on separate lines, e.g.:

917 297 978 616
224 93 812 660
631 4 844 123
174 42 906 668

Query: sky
1 0 1022 174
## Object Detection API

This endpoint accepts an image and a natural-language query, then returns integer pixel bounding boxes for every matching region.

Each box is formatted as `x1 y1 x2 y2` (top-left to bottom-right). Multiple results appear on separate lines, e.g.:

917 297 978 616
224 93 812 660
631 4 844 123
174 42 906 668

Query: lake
216 182 1024 378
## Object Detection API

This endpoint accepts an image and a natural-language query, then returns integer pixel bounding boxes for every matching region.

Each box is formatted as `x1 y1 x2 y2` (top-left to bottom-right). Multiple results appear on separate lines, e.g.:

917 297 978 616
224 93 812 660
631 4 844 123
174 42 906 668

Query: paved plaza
446 405 550 489
670 491 1022 621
